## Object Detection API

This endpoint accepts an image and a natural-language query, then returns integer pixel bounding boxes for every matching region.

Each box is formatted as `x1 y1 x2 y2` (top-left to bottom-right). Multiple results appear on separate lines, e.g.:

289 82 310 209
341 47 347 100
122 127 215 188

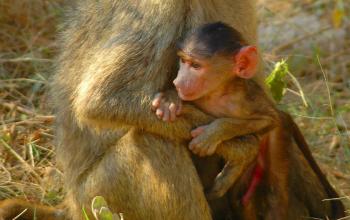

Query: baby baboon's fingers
169 103 177 122
151 93 164 110
156 108 164 119
162 104 170 122
191 126 206 138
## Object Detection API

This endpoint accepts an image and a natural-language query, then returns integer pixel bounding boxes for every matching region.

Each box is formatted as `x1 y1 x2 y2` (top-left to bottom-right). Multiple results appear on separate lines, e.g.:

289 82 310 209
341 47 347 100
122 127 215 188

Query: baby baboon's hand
189 123 221 157
151 91 182 122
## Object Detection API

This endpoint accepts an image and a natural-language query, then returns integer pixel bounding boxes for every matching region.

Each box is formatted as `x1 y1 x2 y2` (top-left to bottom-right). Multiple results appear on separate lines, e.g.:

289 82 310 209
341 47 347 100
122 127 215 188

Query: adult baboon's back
53 1 257 219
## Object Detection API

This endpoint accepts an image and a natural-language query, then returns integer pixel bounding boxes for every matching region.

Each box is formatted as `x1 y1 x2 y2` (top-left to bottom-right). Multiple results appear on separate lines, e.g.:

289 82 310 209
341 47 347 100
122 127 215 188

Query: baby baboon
153 22 345 220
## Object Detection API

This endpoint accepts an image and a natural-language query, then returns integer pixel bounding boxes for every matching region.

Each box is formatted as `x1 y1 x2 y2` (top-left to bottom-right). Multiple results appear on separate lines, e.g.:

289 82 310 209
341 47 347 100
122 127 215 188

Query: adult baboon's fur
52 0 258 219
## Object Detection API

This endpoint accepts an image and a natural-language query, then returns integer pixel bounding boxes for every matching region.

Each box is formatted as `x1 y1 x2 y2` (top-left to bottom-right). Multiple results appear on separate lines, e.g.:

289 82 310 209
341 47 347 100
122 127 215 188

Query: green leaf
265 59 289 102
99 207 115 220
82 206 90 220
92 196 108 211
91 196 121 220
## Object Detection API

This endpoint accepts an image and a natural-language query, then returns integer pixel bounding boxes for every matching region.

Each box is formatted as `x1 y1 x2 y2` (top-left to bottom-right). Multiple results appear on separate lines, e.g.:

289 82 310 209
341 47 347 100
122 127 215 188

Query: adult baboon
52 1 258 219
0 0 258 219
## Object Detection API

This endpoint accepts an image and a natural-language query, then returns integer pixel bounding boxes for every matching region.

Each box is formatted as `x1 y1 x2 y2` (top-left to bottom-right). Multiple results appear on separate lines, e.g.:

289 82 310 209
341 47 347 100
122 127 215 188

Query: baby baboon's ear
233 46 258 79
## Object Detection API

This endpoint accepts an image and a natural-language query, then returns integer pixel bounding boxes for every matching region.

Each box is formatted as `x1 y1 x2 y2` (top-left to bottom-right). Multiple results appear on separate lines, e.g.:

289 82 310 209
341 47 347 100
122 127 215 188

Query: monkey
151 21 264 199
0 0 260 219
229 112 346 220
152 22 345 220
150 22 280 200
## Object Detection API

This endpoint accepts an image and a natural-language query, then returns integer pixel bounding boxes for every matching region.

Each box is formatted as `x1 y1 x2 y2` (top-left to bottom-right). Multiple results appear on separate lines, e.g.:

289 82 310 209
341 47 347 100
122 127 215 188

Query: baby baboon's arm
190 116 277 156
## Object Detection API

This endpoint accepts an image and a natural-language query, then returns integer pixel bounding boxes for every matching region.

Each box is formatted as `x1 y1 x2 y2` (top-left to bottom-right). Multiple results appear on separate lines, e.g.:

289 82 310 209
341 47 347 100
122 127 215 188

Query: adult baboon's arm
72 51 213 141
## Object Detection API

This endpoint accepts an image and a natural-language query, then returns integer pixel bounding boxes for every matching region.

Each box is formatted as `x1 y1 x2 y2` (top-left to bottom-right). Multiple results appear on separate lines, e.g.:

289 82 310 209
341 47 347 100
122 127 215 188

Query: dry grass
0 0 349 217
258 0 350 212
0 0 64 205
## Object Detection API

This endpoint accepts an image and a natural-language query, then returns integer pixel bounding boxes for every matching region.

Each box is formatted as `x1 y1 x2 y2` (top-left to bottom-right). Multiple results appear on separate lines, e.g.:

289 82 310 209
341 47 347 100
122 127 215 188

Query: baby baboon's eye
191 62 201 70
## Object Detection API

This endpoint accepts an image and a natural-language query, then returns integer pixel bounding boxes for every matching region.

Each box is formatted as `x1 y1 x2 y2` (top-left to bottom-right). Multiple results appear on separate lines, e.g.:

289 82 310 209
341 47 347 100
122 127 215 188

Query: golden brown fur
0 1 259 220
227 112 345 220
168 23 345 219
0 199 65 220
170 64 344 219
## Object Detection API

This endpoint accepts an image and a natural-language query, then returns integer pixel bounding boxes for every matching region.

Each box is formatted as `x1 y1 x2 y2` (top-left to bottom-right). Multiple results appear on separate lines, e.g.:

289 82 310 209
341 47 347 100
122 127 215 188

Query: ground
0 0 349 217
